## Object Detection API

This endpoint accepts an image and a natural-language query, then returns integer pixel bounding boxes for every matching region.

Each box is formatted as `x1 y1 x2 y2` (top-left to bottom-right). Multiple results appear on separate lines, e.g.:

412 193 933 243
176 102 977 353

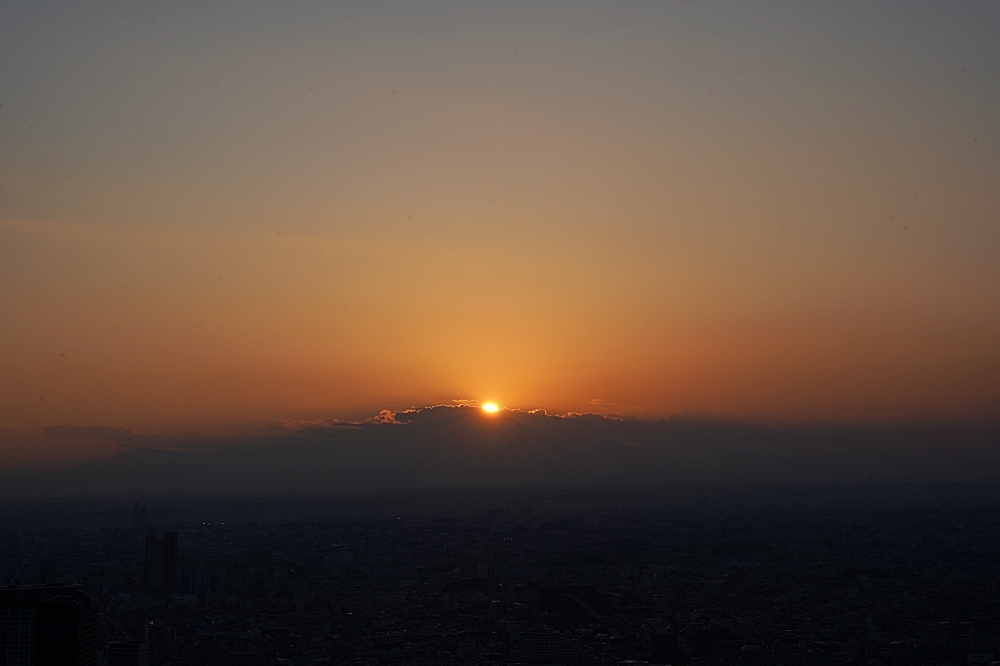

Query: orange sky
1 3 999 444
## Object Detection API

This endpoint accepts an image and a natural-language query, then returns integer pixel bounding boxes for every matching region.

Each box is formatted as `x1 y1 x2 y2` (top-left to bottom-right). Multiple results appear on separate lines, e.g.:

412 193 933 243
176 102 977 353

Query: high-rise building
36 594 97 666
163 532 178 592
0 584 96 666
143 532 178 591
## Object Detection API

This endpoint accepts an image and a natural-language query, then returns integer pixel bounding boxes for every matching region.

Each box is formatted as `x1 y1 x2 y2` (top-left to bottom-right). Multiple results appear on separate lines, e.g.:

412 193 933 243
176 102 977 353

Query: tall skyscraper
143 533 179 591
0 585 96 666
163 532 178 592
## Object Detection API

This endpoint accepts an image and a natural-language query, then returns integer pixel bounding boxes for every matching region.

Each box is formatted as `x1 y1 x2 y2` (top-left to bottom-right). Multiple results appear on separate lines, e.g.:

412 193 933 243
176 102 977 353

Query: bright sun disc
482 403 499 413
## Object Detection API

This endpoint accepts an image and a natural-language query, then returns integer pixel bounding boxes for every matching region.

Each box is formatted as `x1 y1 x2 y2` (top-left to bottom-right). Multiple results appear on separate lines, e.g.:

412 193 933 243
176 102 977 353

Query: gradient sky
2 1 999 443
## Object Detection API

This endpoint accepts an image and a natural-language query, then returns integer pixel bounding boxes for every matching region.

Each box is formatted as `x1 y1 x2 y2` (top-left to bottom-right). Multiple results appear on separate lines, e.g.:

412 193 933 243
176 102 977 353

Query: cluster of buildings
1 494 1000 665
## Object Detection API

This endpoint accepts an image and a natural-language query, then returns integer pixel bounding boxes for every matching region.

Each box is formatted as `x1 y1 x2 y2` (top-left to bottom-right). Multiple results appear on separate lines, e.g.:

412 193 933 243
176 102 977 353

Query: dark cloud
7 406 1000 499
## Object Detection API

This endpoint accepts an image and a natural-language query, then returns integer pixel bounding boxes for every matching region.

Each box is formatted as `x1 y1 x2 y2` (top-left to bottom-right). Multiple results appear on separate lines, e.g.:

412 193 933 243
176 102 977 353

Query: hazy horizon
0 404 997 501
3 399 1000 476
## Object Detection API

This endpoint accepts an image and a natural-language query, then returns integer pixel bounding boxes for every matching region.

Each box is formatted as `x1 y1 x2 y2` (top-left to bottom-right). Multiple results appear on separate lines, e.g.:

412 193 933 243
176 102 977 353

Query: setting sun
482 403 500 413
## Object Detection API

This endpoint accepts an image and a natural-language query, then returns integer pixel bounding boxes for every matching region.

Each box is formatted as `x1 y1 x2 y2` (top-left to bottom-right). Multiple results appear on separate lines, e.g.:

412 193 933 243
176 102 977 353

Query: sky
1 2 999 464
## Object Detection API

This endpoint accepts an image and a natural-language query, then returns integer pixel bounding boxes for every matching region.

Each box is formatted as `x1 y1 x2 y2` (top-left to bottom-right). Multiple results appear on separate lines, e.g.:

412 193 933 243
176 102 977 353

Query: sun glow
481 403 499 413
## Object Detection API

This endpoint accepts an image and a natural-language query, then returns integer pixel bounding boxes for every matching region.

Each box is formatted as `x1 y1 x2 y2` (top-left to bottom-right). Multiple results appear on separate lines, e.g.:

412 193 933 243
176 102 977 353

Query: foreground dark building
0 584 96 666
143 533 178 592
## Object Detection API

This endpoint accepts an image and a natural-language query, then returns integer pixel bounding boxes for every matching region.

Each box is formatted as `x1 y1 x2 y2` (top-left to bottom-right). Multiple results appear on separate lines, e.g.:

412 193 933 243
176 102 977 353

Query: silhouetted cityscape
3 487 1000 665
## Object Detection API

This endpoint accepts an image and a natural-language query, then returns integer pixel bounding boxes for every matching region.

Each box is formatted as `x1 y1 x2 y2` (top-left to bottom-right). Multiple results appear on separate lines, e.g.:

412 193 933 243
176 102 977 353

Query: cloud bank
3 406 1000 499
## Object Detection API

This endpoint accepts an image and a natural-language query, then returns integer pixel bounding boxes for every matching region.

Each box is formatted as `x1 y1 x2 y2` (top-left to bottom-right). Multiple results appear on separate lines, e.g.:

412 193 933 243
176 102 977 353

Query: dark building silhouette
143 532 178 591
164 532 178 591
0 585 95 666
36 594 97 666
